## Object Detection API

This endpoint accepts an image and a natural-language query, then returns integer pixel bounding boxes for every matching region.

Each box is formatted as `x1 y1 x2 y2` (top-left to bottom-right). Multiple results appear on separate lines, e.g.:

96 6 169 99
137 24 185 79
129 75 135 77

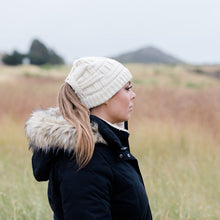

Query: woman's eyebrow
124 82 130 87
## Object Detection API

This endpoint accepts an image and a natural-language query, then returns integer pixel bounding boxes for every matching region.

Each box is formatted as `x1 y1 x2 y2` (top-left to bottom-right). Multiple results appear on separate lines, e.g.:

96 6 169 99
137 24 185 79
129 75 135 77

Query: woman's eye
126 85 133 91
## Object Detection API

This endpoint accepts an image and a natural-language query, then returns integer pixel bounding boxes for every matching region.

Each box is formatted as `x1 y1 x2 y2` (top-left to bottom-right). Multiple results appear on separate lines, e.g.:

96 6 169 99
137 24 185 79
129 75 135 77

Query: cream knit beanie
65 57 132 109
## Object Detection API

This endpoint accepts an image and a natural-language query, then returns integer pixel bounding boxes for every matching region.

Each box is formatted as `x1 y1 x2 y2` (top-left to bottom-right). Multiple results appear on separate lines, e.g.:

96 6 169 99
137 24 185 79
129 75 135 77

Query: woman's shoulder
93 143 115 164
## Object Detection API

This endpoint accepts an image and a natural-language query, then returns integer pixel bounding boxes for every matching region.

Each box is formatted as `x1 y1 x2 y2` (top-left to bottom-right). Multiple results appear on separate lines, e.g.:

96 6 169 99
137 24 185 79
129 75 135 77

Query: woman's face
105 81 136 123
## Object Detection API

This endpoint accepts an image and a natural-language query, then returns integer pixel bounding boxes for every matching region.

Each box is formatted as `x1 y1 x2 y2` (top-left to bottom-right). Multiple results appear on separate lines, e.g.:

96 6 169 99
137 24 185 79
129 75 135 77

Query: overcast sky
1 0 220 64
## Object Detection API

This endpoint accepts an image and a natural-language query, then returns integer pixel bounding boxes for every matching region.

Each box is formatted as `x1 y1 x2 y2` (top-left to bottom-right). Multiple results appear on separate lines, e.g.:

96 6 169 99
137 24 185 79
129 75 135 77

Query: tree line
2 39 64 65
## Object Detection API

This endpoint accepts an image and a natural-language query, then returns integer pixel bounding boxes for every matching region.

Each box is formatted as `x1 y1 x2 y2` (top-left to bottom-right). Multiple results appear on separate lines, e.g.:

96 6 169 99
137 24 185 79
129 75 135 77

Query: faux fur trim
25 107 106 151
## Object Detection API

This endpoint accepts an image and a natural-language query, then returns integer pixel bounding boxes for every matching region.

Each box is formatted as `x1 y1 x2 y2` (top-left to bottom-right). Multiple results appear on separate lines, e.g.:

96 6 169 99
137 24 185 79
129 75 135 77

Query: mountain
112 46 184 64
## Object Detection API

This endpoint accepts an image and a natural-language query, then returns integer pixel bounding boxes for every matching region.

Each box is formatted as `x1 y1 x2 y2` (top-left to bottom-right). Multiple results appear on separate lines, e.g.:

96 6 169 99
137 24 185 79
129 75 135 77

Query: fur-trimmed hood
25 107 106 152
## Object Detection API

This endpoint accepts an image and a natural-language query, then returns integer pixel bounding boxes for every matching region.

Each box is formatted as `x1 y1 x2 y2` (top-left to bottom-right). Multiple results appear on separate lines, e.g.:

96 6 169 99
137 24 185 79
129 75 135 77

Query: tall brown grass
1 70 219 142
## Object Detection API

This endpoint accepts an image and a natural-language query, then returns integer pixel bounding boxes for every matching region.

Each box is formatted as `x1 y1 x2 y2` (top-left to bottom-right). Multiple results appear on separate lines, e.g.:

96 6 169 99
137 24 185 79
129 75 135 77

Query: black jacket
26 108 152 220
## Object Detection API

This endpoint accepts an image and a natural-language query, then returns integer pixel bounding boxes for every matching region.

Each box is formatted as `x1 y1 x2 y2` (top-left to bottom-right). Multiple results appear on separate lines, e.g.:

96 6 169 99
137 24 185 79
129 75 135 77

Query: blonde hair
58 83 95 169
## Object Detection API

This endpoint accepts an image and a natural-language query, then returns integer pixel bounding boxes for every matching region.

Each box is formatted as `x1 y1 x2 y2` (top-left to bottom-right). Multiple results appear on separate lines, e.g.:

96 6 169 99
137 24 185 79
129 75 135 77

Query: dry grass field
0 64 220 219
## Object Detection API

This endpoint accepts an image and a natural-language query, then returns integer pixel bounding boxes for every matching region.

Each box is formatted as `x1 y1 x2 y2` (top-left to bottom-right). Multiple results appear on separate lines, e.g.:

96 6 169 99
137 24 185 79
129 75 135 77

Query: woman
25 57 152 220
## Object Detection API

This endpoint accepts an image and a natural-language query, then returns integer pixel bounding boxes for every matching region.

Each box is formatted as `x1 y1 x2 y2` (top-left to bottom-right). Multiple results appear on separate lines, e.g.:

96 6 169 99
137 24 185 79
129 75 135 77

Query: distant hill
112 46 184 64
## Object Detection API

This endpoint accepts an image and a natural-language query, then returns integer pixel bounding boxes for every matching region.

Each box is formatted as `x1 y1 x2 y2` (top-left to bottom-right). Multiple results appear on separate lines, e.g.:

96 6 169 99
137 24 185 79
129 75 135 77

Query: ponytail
58 83 95 169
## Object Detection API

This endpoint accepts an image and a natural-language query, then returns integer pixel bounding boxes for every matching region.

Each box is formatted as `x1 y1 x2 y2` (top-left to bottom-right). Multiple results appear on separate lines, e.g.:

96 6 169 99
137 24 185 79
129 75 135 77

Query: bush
2 51 24 65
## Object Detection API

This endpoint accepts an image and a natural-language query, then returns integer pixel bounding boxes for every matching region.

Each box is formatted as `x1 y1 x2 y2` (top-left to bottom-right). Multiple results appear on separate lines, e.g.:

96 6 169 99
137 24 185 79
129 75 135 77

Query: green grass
130 121 220 220
0 120 52 220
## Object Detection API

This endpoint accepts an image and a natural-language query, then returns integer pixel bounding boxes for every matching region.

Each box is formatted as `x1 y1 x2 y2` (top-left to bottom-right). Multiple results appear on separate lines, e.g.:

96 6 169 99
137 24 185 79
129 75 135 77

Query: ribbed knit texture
65 57 132 109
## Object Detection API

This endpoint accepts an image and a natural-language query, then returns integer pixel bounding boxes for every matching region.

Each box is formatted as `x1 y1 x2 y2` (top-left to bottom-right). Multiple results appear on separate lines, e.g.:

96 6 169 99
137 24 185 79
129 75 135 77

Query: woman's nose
130 90 136 100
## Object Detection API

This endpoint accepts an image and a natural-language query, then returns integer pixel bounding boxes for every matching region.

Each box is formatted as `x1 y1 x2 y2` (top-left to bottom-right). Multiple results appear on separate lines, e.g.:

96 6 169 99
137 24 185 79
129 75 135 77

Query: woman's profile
25 57 152 219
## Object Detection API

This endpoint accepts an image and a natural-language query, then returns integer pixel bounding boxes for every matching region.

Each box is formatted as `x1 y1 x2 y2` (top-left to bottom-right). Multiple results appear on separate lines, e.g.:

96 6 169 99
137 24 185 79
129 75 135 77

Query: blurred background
1 0 220 65
0 0 220 219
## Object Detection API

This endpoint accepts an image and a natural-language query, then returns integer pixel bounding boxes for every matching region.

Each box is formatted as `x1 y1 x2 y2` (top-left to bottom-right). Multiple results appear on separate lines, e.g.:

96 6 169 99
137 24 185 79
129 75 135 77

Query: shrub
2 50 24 65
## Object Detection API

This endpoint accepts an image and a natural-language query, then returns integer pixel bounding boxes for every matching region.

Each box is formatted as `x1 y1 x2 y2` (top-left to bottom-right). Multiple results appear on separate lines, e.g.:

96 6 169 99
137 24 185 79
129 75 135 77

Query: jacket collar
25 107 106 152
90 115 130 151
